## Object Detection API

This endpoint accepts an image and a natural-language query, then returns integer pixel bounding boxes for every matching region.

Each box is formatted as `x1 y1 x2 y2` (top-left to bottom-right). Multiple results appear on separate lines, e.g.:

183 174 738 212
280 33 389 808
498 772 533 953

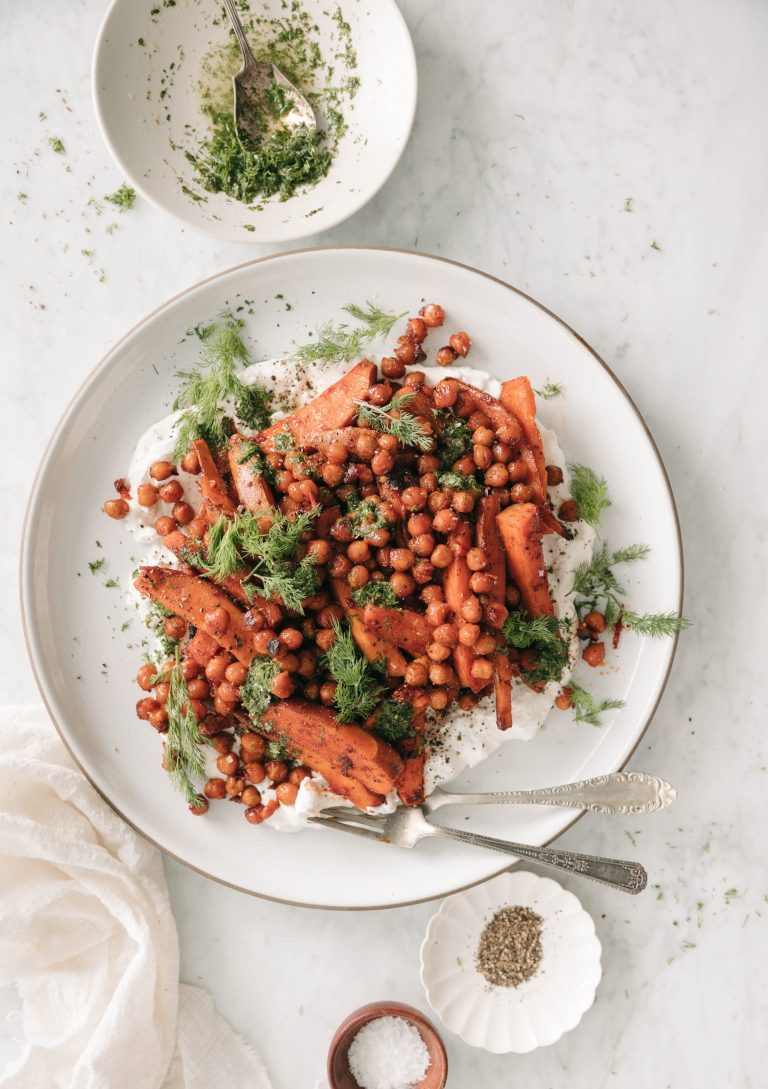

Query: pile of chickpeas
104 302 608 821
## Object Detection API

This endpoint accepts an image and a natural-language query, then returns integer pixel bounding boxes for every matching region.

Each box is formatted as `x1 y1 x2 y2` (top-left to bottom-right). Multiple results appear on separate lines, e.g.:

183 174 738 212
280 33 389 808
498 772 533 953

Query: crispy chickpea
555 687 573 711
216 681 239 704
390 548 415 571
173 502 195 525
458 622 480 647
241 786 261 807
275 470 293 494
136 697 159 720
289 766 311 787
155 682 170 705
325 441 348 465
187 678 210 700
484 601 508 629
405 661 429 686
244 805 264 824
347 540 371 564
225 776 245 797
149 460 175 481
510 483 534 503
348 565 370 589
187 517 207 540
427 490 451 514
315 629 337 653
492 441 513 463
428 687 450 710
421 584 444 605
436 346 458 366
278 628 303 652
472 426 494 447
427 641 452 662
458 691 479 711
432 508 459 534
398 487 425 512
276 781 299 806
417 454 440 475
473 445 493 471
469 572 494 594
432 379 458 408
241 733 267 759
584 611 607 634
161 616 186 643
182 658 201 682
217 752 240 776
104 498 129 519
429 661 455 685
390 572 415 598
420 303 445 327
189 797 209 816
366 527 391 548
154 514 175 537
407 513 432 537
159 479 183 503
377 434 399 455
319 680 338 705
546 464 565 486
180 449 200 473
137 483 159 507
407 316 428 342
466 547 488 572
582 642 606 667
371 450 395 476
558 499 580 522
317 604 344 629
253 629 279 655
430 544 453 569
137 663 156 691
204 607 230 636
149 708 169 730
368 383 393 407
328 553 352 578
204 778 227 800
303 681 320 700
460 596 483 623
297 649 317 678
355 431 378 460
205 654 231 685
425 600 452 626
271 671 295 699
213 694 235 716
476 634 498 656
221 662 246 687
394 335 416 364
411 532 436 557
304 540 330 566
420 472 438 494
450 331 472 356
265 760 289 785
484 464 509 488
381 355 406 380
412 559 435 584
470 657 494 682
452 490 477 514
432 623 459 647
403 371 426 389
321 463 344 487
211 734 233 754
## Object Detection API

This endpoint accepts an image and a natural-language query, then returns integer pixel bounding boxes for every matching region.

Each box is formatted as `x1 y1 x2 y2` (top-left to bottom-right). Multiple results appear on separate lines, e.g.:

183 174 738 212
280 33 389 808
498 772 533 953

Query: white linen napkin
0 706 272 1089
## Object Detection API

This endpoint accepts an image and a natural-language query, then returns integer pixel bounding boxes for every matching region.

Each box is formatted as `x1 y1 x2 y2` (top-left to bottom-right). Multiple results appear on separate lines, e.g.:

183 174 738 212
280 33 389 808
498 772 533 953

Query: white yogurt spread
125 357 594 830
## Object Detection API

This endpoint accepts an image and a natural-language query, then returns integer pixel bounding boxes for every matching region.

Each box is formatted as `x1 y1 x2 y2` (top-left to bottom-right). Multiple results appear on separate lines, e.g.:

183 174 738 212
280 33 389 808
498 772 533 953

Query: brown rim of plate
18 245 685 912
327 1001 448 1089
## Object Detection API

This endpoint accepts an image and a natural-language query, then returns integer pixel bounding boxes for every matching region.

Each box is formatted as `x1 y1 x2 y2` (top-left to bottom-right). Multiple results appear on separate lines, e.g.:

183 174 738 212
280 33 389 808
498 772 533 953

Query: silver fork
310 807 647 894
221 0 316 145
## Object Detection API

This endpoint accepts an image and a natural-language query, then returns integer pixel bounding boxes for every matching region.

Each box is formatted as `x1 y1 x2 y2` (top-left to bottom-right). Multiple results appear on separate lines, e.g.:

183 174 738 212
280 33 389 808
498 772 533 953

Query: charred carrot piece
363 605 431 657
496 503 555 618
331 579 407 677
134 566 256 664
289 743 385 810
444 524 486 693
228 434 275 512
396 754 425 807
500 377 547 497
476 494 513 729
192 439 236 517
493 652 513 731
186 629 221 668
258 360 376 453
260 699 403 796
161 529 251 607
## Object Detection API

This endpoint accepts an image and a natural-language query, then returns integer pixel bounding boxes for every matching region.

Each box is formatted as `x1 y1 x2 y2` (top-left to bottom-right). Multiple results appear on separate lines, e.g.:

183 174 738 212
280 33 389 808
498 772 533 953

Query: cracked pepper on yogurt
100 298 630 830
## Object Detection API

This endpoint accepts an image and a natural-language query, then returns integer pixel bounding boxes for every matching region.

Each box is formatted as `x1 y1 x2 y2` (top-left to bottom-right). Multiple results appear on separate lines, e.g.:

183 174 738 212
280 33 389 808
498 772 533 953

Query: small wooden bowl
328 1001 448 1089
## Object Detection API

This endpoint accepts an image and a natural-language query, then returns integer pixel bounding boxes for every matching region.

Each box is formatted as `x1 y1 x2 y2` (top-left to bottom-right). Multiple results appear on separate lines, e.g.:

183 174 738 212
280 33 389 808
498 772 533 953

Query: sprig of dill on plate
172 313 273 461
534 381 563 399
568 463 611 529
293 301 406 364
164 649 207 807
570 683 625 726
355 391 432 451
321 619 385 723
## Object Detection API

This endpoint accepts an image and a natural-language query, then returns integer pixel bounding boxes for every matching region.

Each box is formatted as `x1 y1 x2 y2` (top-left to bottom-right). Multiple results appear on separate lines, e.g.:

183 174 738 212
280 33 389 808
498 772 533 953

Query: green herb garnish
294 301 406 365
534 381 563 399
145 601 178 660
437 413 473 470
620 611 691 637
104 183 136 210
572 542 689 635
173 312 273 460
355 391 432 451
164 648 207 807
265 735 294 762
568 463 611 529
503 610 570 685
240 657 279 723
88 558 105 573
346 495 390 540
48 136 65 154
374 701 414 744
322 619 384 723
352 581 401 608
438 471 480 492
570 683 625 726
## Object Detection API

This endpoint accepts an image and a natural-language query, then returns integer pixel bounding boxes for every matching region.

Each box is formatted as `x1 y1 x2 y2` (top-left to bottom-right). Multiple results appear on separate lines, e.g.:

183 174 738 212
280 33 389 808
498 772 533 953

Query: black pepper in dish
476 905 543 988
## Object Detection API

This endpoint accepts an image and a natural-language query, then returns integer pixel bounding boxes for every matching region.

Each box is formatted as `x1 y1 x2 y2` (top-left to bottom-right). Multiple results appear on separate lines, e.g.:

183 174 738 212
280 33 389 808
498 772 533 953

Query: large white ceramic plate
92 0 416 243
21 248 683 909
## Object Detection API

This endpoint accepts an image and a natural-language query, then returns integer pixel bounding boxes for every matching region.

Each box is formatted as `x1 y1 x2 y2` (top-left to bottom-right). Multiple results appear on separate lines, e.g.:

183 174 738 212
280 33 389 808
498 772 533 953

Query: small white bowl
92 0 416 243
420 871 602 1054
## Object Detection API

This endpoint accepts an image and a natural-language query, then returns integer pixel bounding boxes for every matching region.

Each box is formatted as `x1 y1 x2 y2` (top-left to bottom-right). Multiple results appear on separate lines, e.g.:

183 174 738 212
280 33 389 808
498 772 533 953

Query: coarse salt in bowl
328 1002 448 1089
419 871 602 1054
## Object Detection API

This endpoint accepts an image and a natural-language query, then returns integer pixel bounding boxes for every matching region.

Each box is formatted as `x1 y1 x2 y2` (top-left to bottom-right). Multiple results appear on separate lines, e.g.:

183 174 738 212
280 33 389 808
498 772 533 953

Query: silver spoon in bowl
220 0 316 144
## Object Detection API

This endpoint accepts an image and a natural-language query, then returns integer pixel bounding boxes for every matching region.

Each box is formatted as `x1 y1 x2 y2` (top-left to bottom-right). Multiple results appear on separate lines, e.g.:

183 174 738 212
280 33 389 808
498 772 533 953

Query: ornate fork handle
428 771 676 816
429 825 647 894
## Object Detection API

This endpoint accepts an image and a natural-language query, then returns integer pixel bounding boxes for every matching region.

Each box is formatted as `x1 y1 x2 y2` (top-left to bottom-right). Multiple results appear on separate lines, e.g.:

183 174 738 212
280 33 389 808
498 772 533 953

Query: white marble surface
2 0 768 1085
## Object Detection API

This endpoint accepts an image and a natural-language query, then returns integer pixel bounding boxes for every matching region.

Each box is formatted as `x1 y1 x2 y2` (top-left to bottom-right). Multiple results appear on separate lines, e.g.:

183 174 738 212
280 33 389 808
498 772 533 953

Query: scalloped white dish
420 871 602 1053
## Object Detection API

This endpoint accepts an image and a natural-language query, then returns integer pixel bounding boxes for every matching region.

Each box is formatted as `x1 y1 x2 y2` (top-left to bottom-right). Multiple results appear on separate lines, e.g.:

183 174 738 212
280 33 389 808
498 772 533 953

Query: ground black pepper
476 905 543 988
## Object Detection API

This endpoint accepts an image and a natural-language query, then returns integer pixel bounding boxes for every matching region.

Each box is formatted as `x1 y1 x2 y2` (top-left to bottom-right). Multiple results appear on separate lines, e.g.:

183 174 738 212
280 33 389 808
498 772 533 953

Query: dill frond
293 300 406 364
355 391 432 451
534 381 563 399
321 619 384 723
568 463 612 529
621 611 691 637
164 649 207 806
570 683 625 726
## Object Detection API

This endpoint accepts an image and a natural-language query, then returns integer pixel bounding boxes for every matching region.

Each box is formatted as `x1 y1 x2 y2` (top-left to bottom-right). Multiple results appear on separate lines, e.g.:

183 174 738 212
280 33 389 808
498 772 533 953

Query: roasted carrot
186 629 220 667
444 523 486 693
331 579 407 677
259 699 403 796
161 529 251 607
300 426 379 457
134 566 257 664
192 439 236 517
362 605 431 657
228 434 275 512
493 652 513 731
500 377 547 496
496 503 555 618
476 494 513 729
258 360 376 452
289 743 385 810
396 754 425 807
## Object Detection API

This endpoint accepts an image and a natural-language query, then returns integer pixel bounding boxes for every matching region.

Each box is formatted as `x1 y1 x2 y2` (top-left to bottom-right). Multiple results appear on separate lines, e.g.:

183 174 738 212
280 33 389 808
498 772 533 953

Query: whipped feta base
125 357 593 831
